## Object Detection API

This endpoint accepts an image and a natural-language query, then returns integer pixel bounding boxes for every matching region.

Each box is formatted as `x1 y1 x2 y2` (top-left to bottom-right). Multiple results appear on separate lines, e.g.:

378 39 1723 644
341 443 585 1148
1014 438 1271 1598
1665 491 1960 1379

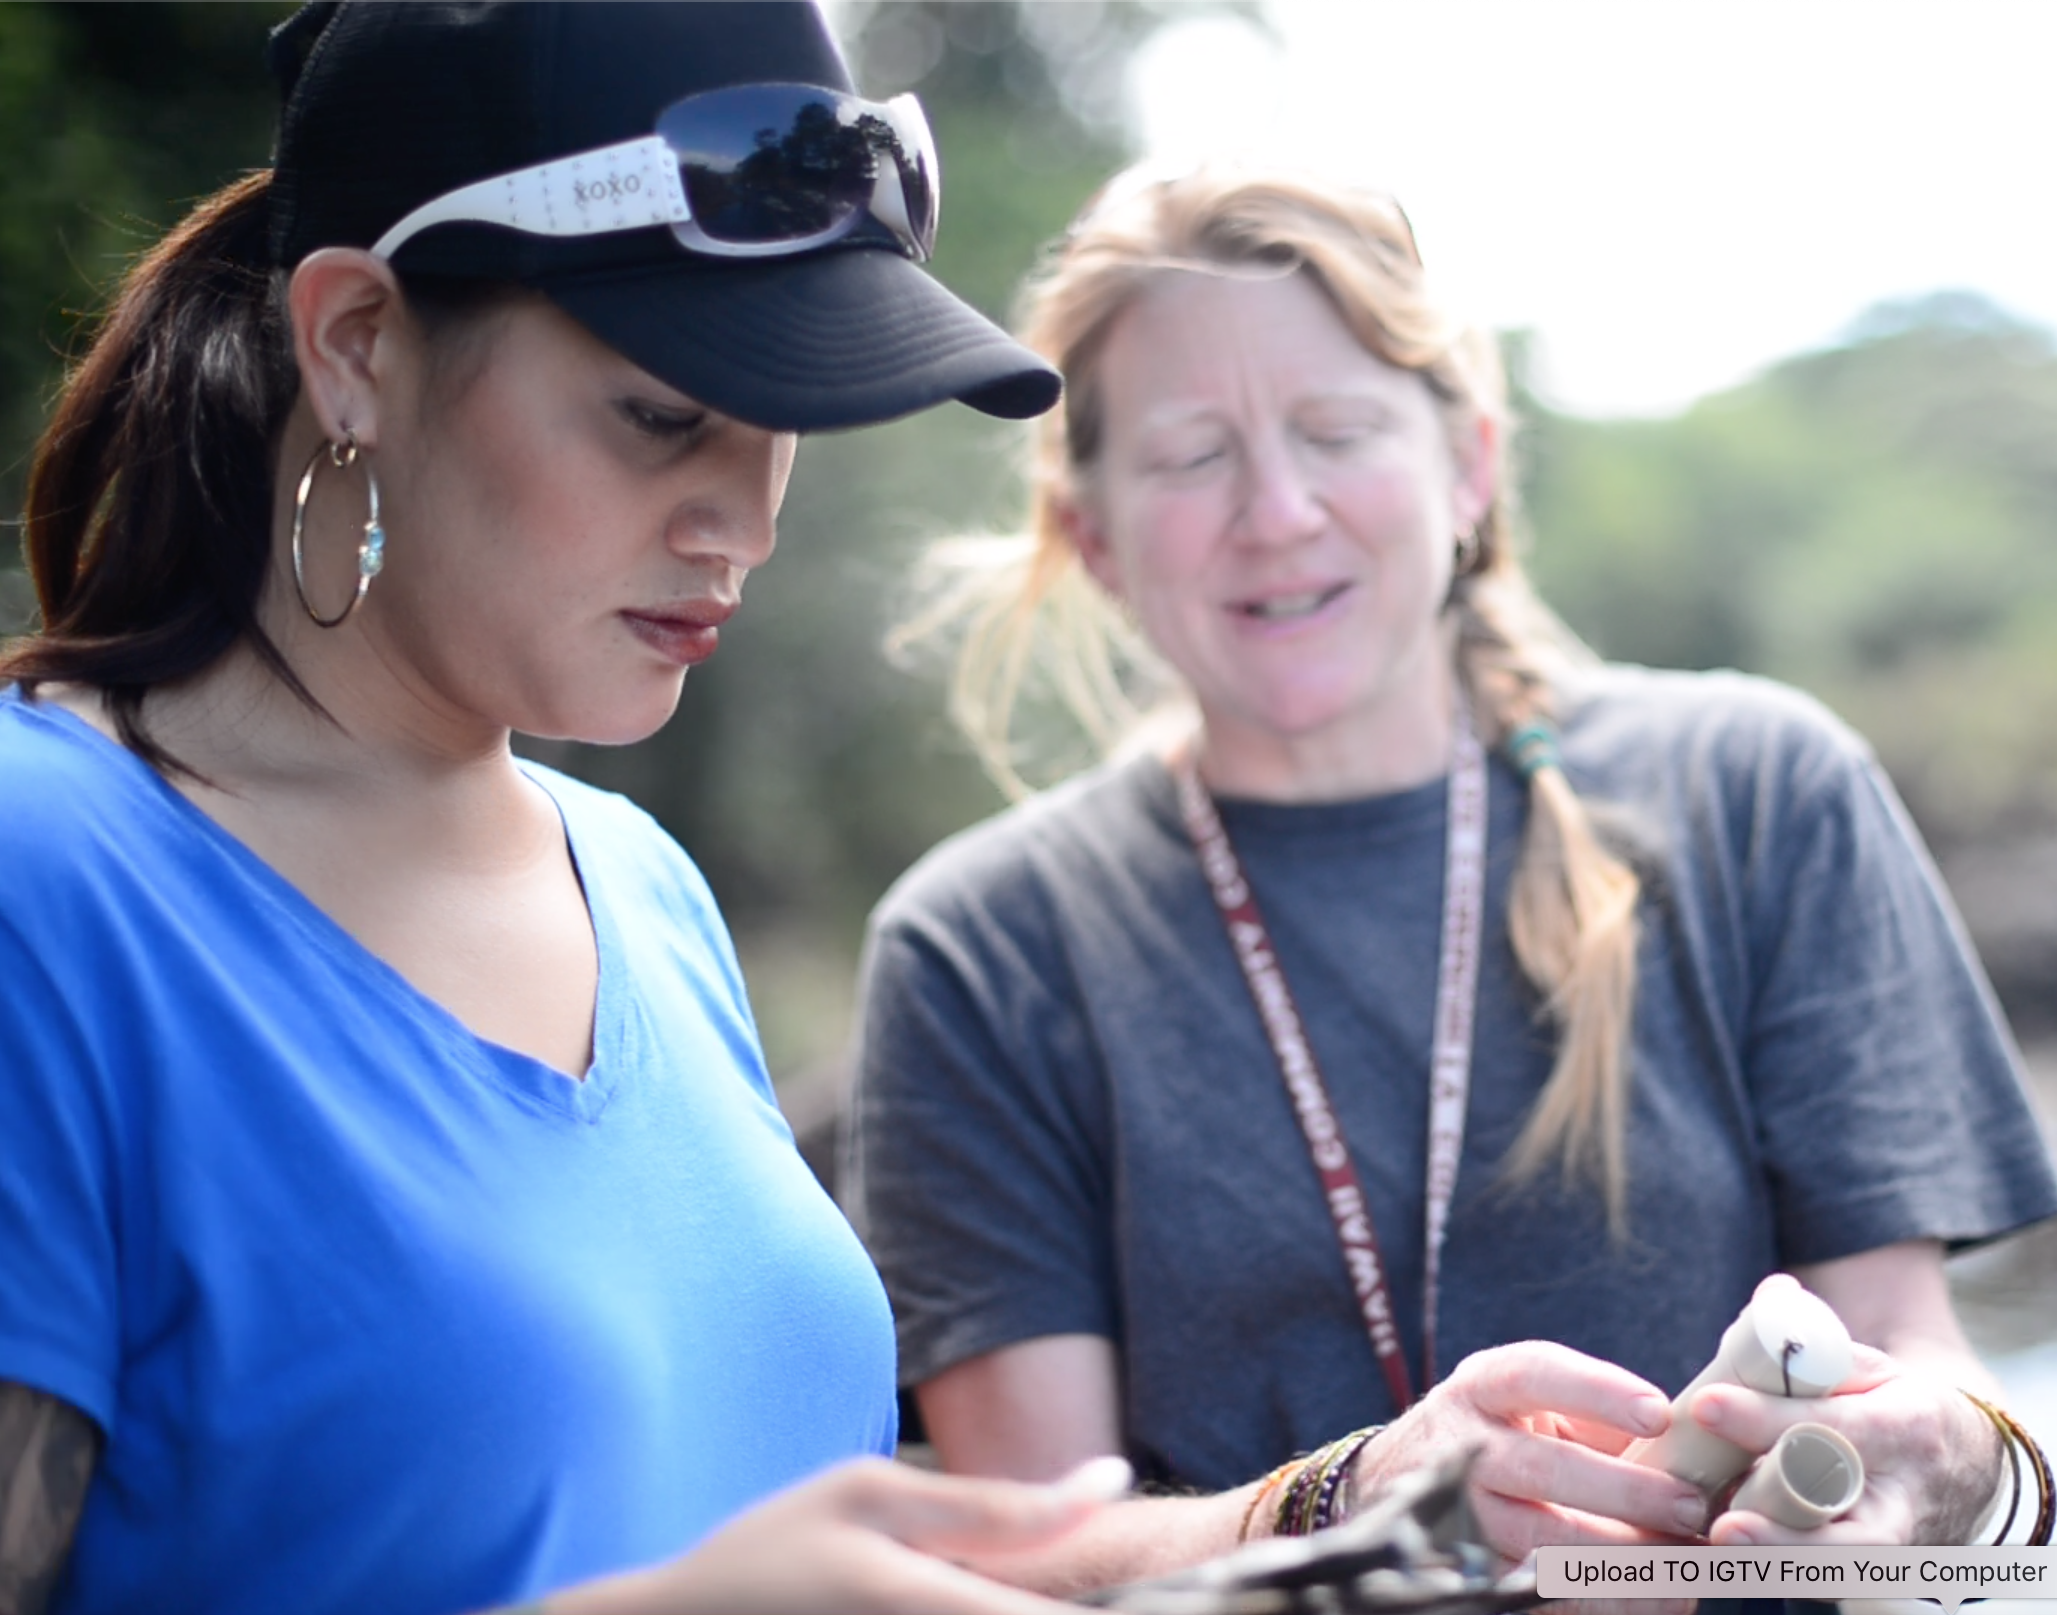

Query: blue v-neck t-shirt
0 687 896 1615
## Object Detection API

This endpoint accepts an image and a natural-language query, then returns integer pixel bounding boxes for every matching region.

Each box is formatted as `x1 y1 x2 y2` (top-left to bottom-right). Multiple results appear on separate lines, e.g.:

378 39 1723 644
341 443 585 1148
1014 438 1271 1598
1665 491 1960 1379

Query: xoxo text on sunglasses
373 82 938 264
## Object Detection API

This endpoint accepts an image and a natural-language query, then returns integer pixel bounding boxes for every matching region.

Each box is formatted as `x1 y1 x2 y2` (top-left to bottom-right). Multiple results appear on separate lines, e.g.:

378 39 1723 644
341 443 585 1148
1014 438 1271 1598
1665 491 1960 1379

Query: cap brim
540 244 1060 433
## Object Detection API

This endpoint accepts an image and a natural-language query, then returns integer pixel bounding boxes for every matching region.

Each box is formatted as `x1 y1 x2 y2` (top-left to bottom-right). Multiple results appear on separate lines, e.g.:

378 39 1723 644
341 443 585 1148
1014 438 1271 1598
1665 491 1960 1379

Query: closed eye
1298 405 1397 453
1302 423 1375 453
1151 442 1230 477
618 399 710 443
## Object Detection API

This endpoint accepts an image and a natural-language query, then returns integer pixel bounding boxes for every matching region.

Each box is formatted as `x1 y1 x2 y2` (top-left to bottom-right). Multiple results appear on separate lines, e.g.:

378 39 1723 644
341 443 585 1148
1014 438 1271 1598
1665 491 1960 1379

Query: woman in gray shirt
848 162 2057 1570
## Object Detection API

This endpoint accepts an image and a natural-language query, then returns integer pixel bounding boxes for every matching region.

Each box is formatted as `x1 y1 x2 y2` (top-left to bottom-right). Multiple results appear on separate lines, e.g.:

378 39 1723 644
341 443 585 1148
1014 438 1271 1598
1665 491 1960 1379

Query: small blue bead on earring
290 427 385 628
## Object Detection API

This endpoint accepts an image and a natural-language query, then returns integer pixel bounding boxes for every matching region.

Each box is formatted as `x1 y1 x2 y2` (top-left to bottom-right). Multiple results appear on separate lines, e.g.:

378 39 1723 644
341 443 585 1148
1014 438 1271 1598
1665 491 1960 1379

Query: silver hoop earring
290 430 385 629
1453 522 1481 577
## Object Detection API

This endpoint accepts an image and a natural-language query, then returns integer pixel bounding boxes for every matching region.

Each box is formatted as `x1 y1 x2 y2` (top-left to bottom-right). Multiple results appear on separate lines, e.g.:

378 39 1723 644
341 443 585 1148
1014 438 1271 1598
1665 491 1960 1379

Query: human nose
667 425 793 572
1236 438 1324 547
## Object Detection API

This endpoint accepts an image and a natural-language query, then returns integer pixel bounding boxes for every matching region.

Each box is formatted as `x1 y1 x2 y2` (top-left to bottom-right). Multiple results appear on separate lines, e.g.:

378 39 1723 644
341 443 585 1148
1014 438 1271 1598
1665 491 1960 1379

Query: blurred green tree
1523 290 2057 854
0 2 290 630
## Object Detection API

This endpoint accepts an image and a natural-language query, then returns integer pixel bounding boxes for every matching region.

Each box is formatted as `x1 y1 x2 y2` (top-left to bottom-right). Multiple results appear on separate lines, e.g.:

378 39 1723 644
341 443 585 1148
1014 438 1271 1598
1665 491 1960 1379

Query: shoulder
870 754 1168 942
0 688 135 819
1558 663 1877 802
0 695 179 1106
0 690 171 913
1555 666 1937 919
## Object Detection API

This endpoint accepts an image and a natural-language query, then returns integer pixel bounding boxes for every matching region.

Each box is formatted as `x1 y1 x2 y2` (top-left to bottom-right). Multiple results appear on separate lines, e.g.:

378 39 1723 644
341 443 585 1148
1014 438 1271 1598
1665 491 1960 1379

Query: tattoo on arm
0 1381 99 1615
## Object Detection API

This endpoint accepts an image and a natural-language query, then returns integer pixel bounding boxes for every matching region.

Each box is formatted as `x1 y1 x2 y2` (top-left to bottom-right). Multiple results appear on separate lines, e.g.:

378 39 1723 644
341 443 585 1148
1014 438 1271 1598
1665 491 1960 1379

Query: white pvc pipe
1627 1274 1856 1497
1729 1422 1865 1529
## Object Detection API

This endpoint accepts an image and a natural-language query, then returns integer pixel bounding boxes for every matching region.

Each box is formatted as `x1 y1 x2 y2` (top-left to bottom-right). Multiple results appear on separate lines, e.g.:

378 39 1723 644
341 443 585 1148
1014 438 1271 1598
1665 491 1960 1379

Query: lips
620 599 736 667
1235 581 1350 622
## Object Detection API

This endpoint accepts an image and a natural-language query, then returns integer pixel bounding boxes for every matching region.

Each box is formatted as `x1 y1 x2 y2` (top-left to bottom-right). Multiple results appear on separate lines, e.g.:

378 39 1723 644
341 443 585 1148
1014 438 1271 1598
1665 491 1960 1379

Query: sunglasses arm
370 133 690 260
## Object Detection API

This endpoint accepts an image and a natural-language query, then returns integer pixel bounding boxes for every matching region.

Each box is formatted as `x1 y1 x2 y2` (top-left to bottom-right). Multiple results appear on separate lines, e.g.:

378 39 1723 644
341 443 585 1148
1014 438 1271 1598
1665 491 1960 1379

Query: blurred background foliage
4 1 2055 1114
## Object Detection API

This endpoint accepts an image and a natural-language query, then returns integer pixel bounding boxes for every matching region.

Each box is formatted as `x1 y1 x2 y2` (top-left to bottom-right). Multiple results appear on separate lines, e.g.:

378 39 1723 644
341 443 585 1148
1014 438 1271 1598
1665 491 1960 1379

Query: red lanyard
1172 706 1488 1410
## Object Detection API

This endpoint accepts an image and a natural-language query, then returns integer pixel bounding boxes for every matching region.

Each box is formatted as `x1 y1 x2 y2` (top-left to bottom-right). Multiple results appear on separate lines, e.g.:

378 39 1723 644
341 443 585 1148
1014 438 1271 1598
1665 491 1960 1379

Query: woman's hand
1699 1343 2002 1548
544 1456 1131 1615
1348 1342 1709 1564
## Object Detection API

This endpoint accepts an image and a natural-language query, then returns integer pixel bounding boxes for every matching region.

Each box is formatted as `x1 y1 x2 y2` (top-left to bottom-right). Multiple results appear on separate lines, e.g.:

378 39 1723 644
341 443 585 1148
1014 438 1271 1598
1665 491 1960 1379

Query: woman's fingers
1823 1342 1899 1396
1425 1343 1704 1538
642 1458 1125 1615
1685 1348 1895 1457
1554 1413 1645 1458
1451 1341 1673 1439
1355 1343 1707 1563
1473 1427 1708 1538
1473 1487 1684 1558
838 1455 1132 1559
1707 1488 1920 1549
1684 1341 1903 1460
825 1542 1107 1615
1681 1385 1812 1458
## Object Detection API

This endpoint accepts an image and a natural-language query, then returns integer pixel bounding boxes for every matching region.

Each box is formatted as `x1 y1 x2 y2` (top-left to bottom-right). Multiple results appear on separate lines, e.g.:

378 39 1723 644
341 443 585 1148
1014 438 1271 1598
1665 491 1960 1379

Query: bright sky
1127 1 2057 418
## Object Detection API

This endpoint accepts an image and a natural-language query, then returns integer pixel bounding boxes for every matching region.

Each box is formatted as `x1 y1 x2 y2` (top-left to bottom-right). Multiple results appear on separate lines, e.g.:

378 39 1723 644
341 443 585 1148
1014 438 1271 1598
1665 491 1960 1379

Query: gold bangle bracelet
1963 1391 2023 1544
1964 1392 2054 1547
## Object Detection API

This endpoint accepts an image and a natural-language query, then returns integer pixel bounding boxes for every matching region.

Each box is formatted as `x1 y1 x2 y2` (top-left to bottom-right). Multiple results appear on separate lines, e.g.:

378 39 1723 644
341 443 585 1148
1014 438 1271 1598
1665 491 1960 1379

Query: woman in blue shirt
0 4 1132 1613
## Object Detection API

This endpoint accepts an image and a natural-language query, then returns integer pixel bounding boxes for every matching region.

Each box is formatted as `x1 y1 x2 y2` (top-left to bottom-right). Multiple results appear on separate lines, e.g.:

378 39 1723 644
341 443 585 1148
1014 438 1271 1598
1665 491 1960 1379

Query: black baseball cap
265 1 1061 432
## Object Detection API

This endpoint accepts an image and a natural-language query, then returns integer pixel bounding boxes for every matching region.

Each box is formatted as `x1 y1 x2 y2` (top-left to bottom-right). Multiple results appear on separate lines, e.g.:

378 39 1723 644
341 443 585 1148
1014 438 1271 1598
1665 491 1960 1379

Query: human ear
1055 492 1126 604
1450 412 1499 534
286 248 409 451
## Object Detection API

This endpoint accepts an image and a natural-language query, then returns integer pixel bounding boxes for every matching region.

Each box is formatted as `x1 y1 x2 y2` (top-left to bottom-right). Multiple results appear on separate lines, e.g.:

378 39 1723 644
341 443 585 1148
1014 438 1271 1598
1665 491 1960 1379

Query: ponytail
2 170 306 773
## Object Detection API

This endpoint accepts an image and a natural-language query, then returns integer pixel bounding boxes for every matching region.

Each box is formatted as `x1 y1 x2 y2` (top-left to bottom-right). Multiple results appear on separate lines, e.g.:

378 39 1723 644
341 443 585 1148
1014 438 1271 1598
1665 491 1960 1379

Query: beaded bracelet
1274 1452 1323 1538
1964 1392 2054 1547
1273 1425 1386 1537
1309 1424 1385 1533
1275 1440 1334 1537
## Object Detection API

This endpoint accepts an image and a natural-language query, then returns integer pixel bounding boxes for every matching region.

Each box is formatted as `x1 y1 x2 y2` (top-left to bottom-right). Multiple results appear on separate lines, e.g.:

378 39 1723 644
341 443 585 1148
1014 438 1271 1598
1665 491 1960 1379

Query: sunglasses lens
880 97 938 255
659 85 930 253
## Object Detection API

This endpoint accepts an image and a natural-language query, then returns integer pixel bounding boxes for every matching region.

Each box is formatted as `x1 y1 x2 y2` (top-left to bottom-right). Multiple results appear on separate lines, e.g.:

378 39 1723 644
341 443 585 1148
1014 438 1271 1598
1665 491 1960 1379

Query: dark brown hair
4 172 302 772
3 169 513 774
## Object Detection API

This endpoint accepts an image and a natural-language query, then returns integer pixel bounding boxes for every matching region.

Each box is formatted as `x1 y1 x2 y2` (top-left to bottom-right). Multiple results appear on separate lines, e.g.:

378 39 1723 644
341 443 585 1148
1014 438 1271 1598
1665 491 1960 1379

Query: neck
119 654 573 918
123 628 529 828
1193 649 1464 805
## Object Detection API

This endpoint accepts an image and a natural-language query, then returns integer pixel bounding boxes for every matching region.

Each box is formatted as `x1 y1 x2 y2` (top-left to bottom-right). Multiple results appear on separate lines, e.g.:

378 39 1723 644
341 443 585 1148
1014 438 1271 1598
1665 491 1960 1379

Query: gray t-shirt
845 665 2056 1491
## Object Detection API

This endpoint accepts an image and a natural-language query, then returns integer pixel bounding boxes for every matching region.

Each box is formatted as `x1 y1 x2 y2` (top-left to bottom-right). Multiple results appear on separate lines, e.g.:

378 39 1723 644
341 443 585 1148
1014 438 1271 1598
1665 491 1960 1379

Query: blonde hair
899 164 1641 1226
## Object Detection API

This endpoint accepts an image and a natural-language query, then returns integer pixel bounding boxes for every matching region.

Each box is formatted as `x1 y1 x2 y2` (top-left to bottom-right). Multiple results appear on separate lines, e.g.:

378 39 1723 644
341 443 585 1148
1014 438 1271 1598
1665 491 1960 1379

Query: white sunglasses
373 82 939 263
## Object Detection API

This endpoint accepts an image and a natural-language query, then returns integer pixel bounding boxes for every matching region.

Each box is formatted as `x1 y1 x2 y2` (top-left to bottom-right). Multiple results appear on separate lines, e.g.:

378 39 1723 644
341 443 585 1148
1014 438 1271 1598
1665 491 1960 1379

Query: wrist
1238 1459 1298 1542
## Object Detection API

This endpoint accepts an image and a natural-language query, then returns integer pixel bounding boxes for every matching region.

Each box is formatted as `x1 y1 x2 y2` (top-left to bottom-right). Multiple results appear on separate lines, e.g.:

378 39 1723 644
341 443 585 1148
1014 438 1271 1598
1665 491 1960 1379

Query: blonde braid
1455 574 1641 1232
